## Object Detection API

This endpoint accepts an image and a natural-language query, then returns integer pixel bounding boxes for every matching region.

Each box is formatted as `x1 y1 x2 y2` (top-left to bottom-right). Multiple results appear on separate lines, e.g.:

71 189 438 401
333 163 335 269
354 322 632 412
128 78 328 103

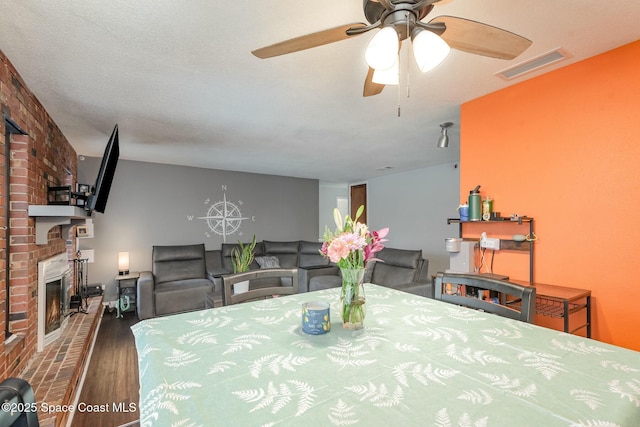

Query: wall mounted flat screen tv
86 124 119 214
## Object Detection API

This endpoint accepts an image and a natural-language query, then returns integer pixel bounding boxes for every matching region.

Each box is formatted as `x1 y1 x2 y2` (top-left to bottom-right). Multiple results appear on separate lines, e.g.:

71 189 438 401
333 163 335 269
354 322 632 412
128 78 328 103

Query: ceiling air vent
496 47 571 80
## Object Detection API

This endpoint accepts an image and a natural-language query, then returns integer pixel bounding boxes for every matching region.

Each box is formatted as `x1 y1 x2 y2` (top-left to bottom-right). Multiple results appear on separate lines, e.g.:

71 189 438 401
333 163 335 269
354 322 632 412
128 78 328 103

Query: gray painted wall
77 158 319 301
365 163 461 277
318 182 348 238
77 156 458 302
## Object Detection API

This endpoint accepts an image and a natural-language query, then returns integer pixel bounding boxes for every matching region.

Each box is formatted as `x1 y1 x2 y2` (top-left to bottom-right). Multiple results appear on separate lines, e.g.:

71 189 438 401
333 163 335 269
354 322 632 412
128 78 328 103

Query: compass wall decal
187 185 255 242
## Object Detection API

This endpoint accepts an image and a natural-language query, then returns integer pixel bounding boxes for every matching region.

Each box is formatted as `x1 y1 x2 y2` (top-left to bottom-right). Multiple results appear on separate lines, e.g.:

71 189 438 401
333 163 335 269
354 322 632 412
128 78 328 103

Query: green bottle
468 185 481 221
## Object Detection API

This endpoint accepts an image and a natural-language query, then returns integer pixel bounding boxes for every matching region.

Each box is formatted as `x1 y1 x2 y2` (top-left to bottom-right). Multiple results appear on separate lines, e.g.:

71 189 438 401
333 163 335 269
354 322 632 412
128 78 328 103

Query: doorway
350 183 367 223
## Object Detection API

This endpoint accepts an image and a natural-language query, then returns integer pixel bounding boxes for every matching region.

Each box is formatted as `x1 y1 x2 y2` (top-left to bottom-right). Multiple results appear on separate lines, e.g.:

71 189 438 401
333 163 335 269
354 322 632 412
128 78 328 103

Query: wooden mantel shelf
28 205 89 244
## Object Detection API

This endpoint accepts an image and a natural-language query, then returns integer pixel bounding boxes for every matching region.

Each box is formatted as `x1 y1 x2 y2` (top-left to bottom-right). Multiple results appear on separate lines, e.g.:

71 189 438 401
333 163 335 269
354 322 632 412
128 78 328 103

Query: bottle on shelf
482 196 493 221
458 203 469 222
468 185 481 221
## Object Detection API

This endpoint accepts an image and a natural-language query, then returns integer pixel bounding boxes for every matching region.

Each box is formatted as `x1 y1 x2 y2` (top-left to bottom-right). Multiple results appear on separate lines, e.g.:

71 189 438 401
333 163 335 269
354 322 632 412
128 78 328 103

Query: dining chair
222 268 299 306
434 272 536 323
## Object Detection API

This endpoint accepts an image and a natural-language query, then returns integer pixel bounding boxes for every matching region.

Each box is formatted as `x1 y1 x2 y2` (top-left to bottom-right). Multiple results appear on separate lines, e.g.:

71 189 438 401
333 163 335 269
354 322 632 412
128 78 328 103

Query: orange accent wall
460 40 640 351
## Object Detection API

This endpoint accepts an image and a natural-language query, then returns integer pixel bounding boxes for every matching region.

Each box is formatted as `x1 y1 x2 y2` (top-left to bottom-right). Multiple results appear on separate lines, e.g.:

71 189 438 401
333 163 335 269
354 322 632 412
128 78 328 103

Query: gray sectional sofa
137 240 431 320
306 247 432 298
206 240 330 293
138 240 329 319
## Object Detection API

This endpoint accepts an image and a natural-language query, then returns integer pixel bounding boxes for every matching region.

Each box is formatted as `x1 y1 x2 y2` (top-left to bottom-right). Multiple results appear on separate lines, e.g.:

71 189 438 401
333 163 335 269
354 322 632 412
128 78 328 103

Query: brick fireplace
1 50 80 381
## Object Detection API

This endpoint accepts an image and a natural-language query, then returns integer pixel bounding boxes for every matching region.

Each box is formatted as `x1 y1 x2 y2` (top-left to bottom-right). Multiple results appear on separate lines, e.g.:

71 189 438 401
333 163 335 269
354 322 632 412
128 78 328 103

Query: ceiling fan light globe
412 29 451 72
365 26 399 70
372 59 399 85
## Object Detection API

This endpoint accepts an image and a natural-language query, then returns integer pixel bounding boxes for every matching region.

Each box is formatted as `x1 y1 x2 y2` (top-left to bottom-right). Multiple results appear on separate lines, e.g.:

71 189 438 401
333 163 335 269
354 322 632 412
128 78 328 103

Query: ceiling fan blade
429 16 532 60
252 23 368 59
363 67 385 97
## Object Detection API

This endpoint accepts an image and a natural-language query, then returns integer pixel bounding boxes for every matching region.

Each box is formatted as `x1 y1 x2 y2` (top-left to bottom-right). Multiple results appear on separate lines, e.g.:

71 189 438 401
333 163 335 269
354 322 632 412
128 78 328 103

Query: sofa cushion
263 240 299 253
221 242 263 272
377 248 422 269
152 244 207 284
368 247 423 286
298 240 329 268
263 241 299 268
255 256 281 269
370 263 418 286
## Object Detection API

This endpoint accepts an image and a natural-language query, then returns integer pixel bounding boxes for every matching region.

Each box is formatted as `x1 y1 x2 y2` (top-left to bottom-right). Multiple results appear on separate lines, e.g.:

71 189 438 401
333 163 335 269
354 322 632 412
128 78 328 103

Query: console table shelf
447 217 535 283
499 240 532 251
535 297 587 318
513 281 592 337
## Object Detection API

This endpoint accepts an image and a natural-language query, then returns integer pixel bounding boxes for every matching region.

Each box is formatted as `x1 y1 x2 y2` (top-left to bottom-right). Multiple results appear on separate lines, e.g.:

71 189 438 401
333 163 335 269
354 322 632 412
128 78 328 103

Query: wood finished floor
71 308 140 427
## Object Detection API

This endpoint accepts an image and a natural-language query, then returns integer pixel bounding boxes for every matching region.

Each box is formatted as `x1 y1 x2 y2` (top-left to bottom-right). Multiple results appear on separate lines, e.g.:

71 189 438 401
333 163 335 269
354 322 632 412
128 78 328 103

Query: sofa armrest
298 265 340 293
208 268 231 294
415 258 429 283
210 269 233 296
137 271 156 320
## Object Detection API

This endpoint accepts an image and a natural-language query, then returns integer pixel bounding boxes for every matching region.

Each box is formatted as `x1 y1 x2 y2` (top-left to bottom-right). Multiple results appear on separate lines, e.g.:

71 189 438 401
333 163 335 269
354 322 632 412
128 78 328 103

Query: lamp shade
118 251 130 274
437 129 449 148
437 122 453 148
365 26 399 70
372 58 399 85
412 29 450 72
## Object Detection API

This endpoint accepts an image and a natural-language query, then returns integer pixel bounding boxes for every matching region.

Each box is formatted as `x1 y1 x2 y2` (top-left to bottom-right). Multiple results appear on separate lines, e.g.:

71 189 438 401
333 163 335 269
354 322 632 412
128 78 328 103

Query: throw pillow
255 256 281 269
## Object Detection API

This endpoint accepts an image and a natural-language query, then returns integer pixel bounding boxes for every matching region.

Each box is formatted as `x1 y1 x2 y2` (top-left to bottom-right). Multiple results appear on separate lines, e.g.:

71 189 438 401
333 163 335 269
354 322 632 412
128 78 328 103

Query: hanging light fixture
412 28 451 72
364 26 399 71
372 58 399 85
365 24 449 74
437 122 453 148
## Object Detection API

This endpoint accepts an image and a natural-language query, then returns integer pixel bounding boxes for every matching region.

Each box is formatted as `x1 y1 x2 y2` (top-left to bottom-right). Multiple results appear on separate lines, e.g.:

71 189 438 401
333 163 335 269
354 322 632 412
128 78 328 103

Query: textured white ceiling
1 0 639 182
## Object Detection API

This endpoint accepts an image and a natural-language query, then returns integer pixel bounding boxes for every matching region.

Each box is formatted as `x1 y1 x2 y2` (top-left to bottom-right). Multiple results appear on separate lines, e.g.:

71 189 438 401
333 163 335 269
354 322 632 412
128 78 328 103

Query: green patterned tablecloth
132 284 640 426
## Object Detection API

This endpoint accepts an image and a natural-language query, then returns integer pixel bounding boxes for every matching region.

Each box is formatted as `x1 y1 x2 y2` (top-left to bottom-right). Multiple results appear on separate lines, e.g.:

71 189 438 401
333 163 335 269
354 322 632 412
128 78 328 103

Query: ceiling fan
252 0 532 96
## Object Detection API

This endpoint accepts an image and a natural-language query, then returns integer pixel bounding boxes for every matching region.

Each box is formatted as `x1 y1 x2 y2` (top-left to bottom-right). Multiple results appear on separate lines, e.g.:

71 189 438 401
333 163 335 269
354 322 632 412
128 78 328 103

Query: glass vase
340 267 366 330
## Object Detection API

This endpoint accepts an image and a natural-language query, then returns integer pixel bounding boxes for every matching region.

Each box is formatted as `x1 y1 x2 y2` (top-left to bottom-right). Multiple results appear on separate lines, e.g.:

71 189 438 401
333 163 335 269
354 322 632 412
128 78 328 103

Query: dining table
131 283 640 426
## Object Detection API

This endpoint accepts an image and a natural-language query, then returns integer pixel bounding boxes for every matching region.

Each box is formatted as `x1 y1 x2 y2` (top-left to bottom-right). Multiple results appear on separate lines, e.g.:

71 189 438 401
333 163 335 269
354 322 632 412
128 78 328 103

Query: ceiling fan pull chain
397 11 411 118
397 83 401 117
406 13 411 99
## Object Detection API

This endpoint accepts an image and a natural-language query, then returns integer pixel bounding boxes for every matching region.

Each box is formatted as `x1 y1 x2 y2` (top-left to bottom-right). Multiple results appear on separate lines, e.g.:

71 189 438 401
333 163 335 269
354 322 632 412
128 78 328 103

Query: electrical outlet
480 237 501 250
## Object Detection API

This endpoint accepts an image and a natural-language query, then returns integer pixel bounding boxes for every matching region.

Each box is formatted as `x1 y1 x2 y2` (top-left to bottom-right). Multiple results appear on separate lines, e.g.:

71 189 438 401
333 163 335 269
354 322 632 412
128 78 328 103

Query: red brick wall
1 49 78 379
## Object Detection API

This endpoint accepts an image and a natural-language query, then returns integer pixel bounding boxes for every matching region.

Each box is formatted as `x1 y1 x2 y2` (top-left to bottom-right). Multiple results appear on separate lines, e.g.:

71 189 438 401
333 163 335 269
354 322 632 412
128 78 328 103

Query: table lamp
118 251 130 275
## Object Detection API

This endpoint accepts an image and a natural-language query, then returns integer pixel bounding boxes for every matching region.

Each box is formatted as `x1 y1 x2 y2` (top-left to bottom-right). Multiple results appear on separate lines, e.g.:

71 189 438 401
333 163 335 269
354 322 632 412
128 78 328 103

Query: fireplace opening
38 253 72 352
45 279 62 335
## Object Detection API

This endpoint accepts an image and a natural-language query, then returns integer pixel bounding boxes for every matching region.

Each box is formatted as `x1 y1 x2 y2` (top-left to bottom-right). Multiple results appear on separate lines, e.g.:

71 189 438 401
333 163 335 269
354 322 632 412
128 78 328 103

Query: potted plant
231 235 257 293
